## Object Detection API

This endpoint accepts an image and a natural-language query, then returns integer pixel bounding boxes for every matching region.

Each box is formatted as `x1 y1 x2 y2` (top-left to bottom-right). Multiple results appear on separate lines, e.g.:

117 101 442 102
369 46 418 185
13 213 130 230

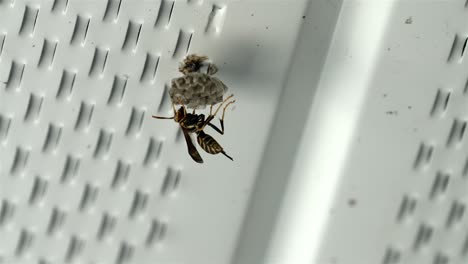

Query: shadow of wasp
152 95 235 163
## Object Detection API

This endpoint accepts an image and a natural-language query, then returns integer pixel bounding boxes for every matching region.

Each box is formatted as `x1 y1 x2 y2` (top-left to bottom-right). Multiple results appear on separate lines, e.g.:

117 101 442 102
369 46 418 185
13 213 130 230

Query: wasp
152 95 235 163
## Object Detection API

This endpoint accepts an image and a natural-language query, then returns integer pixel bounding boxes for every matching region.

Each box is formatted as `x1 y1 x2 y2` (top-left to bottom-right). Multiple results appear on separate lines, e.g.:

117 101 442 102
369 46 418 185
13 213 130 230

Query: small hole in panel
461 37 468 59
0 115 12 142
121 21 142 52
61 155 80 183
462 157 468 178
65 236 84 262
107 75 128 106
172 30 193 58
128 190 148 218
23 93 44 122
19 6 39 36
429 171 450 200
6 61 25 91
51 0 69 14
103 0 122 22
38 258 50 264
47 207 66 235
93 129 113 159
186 33 193 53
430 89 451 117
205 5 225 34
56 69 76 100
154 0 175 28
157 84 171 113
116 242 134 264
10 146 30 176
396 195 417 222
160 167 181 196
143 138 162 166
382 247 401 264
70 15 90 46
446 200 465 228
167 1 175 25
125 107 145 136
139 53 160 83
37 39 58 69
74 101 94 131
97 213 116 240
0 199 15 226
464 78 468 94
28 176 48 205
447 34 468 62
413 223 433 251
413 142 434 170
0 34 6 58
461 233 468 256
42 123 63 153
15 229 34 256
78 183 98 211
88 47 109 77
111 160 130 189
446 118 467 147
146 219 167 246
433 252 449 264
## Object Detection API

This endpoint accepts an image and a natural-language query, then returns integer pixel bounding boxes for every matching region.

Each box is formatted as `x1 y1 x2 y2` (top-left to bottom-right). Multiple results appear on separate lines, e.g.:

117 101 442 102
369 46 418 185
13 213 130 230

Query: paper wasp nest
169 54 228 109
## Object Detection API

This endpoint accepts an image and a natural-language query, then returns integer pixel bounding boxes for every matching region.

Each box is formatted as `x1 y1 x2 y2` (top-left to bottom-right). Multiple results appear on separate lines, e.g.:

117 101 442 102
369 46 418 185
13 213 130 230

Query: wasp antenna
152 115 174 119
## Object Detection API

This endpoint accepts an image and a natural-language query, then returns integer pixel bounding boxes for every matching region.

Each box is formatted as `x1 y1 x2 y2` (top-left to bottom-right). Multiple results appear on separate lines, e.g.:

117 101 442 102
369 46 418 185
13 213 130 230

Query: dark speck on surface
408 106 412 109
405 16 413 24
383 93 388 98
251 13 254 17
266 26 269 29
87 144 91 149
386 110 398 115
348 198 357 207
302 15 306 19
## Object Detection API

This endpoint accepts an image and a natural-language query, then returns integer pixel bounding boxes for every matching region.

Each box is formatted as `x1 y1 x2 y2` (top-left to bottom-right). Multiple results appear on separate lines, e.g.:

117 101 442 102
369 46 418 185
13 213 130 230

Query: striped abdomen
197 131 223 154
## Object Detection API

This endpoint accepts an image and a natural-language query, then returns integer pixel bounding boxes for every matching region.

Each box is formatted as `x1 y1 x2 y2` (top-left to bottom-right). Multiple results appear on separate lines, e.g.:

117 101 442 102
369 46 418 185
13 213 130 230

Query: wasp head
174 107 186 122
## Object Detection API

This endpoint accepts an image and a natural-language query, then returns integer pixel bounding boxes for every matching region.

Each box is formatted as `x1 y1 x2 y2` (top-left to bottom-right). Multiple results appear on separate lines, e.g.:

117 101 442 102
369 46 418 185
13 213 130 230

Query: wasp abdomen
197 131 223 154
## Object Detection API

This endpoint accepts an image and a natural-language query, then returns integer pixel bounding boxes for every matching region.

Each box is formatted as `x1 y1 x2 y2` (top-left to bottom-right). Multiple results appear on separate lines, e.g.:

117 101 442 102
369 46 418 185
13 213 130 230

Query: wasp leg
212 94 234 117
152 102 177 119
206 99 235 135
199 95 234 131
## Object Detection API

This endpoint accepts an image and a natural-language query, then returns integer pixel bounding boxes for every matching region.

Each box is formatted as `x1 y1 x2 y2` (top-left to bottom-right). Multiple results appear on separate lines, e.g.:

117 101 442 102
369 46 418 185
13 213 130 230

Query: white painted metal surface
2 0 468 264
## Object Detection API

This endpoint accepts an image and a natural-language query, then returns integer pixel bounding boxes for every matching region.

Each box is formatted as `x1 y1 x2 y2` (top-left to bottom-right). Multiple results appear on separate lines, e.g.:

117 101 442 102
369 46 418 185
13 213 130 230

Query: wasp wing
181 127 203 163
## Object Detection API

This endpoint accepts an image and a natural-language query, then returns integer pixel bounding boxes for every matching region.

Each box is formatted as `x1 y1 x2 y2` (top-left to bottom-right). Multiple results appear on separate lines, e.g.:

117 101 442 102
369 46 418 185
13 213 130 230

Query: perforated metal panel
0 0 308 263
255 1 468 264
4 0 468 264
